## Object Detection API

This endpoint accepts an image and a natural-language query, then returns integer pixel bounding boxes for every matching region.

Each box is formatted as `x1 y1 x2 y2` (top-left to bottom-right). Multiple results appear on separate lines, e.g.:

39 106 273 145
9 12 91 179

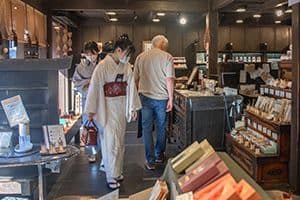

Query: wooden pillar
46 15 53 58
206 1 218 78
291 3 300 195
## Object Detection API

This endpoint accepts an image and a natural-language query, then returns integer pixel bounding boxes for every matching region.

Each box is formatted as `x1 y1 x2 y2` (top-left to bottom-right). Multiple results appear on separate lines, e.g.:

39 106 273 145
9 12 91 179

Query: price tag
258 124 263 132
272 132 278 140
247 119 251 125
253 122 258 129
280 91 285 97
270 89 274 95
267 129 272 137
264 87 269 94
286 92 292 99
260 88 264 95
275 90 280 97
263 127 267 134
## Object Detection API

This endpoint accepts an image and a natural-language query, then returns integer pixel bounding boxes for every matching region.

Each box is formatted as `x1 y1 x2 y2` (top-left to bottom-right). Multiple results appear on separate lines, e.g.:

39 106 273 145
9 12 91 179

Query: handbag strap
84 119 98 131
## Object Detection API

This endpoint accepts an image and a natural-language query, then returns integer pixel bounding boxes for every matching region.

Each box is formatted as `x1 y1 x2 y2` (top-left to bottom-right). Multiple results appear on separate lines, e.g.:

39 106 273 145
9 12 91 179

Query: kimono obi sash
104 82 127 97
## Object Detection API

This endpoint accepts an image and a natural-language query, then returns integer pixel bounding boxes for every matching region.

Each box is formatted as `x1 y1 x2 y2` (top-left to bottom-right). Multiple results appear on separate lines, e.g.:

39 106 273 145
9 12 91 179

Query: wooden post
207 1 218 78
291 2 300 195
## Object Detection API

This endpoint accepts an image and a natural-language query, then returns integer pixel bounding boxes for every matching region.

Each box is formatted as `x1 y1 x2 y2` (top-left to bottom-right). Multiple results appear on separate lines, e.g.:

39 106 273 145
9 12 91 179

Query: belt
104 82 127 97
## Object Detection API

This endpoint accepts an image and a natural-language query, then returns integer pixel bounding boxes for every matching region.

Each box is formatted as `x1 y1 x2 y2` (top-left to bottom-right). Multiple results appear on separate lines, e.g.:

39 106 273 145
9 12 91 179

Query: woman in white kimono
85 34 141 189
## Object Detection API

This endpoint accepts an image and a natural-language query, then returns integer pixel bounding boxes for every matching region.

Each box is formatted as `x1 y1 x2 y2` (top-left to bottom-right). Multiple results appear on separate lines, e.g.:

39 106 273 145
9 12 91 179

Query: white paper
286 92 292 99
239 70 247 83
1 95 30 127
97 189 119 200
270 89 274 95
264 87 269 94
280 91 285 97
0 131 13 148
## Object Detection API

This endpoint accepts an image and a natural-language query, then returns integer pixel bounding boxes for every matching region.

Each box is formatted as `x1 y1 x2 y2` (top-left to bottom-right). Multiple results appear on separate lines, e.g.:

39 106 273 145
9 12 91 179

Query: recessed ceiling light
157 12 166 17
275 20 282 24
54 26 60 30
13 6 18 10
275 9 284 17
236 8 246 12
110 18 118 22
253 14 262 18
179 17 187 25
106 11 116 16
276 1 288 7
236 19 244 23
285 9 292 13
152 18 160 22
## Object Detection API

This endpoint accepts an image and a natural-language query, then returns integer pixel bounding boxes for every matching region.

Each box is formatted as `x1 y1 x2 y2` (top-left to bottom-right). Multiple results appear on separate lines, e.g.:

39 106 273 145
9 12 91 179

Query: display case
226 91 291 188
172 89 242 151
0 57 73 144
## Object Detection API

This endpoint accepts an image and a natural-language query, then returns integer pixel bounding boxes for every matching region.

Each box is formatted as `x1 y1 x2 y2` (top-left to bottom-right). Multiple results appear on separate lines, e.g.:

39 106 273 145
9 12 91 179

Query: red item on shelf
235 180 261 200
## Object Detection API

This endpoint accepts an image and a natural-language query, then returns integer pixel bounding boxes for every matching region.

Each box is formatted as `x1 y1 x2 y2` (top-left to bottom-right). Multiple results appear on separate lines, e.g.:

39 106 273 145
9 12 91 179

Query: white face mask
119 56 130 64
86 54 98 64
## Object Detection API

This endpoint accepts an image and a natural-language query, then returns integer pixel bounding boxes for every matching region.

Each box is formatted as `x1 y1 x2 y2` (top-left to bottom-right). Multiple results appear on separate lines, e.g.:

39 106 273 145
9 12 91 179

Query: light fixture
110 18 118 22
54 26 60 30
276 1 288 7
253 14 262 18
106 11 116 16
13 6 18 10
275 20 282 24
157 12 166 17
179 17 187 25
275 9 284 17
285 9 292 13
152 18 160 22
236 7 246 12
236 19 244 23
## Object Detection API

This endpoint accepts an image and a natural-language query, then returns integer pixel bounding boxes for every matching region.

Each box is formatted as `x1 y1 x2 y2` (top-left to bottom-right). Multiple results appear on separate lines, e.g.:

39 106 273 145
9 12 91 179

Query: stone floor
46 122 178 199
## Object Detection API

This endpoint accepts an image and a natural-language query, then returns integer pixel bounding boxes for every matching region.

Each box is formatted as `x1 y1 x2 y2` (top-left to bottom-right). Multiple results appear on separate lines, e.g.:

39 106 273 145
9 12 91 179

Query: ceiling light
13 6 18 10
285 9 292 13
157 12 166 17
253 14 262 18
179 17 187 25
110 18 118 22
236 19 244 23
152 18 160 22
106 11 116 16
54 26 60 30
236 8 246 12
276 1 288 7
275 9 284 17
275 20 282 24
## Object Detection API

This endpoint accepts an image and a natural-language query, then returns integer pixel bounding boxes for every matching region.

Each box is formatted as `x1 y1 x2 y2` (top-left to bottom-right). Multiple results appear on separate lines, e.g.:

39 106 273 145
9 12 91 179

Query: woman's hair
114 34 135 57
84 41 99 54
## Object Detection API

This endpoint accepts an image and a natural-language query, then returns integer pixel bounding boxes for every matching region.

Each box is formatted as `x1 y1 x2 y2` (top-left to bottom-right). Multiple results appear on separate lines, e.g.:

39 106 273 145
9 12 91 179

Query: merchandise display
148 180 169 200
41 125 67 155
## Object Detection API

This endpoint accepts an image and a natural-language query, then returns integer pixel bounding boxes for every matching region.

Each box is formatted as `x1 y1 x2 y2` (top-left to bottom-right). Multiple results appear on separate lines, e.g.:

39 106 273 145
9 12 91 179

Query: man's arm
166 77 174 112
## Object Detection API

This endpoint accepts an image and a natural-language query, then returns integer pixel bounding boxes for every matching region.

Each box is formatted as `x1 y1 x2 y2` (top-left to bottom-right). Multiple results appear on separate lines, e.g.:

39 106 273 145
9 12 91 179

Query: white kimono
85 55 141 181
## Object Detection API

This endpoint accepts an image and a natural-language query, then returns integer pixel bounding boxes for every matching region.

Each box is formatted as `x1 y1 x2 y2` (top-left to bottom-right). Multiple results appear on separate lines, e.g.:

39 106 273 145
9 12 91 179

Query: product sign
1 95 30 127
289 0 300 6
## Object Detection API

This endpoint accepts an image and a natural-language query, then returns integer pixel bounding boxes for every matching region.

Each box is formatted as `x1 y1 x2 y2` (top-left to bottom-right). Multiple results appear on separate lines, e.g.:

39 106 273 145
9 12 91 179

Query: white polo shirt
134 48 175 100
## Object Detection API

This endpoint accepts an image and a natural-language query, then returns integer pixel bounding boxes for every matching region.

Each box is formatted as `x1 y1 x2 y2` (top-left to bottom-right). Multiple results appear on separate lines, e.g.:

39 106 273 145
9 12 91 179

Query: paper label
270 89 274 95
275 90 280 96
1 95 30 127
267 129 272 137
260 88 264 95
258 124 263 132
0 182 22 194
286 92 292 99
280 91 285 97
264 87 269 94
272 133 278 140
263 127 267 134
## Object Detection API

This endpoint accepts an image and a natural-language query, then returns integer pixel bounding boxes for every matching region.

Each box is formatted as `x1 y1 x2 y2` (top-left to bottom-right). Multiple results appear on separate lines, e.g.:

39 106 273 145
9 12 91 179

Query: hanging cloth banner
289 0 300 6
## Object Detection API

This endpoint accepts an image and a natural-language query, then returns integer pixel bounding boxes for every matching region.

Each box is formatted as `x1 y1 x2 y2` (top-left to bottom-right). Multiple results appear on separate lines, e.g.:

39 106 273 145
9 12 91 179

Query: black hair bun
84 41 99 53
119 34 129 40
103 41 115 53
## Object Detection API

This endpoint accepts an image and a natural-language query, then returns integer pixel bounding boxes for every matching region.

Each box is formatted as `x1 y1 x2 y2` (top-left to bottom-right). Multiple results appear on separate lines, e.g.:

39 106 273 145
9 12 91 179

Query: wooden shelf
245 110 290 128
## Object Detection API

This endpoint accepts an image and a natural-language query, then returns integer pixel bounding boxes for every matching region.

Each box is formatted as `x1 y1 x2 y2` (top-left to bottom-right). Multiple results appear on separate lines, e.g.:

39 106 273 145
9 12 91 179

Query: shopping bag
84 120 98 146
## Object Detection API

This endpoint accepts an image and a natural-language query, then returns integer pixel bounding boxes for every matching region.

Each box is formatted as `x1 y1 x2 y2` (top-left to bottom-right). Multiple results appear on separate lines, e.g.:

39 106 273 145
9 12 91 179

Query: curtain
11 0 25 43
34 10 47 47
0 0 13 39
26 5 36 43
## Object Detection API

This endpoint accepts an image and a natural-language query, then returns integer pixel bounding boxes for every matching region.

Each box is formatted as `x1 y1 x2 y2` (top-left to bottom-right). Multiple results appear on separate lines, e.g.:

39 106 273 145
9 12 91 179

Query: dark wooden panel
166 25 183 56
245 27 260 51
183 26 199 51
132 24 150 58
116 24 133 40
81 25 99 43
99 24 116 43
260 27 275 51
230 26 245 51
218 26 230 50
149 24 166 38
275 26 290 51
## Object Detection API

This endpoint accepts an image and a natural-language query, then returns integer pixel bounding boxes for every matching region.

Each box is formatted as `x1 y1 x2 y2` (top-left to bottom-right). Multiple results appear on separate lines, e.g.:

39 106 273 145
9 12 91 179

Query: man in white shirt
134 35 175 170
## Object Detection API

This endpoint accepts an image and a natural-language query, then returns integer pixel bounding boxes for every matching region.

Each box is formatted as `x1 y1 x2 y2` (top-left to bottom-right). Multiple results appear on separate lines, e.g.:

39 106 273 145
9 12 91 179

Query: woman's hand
131 111 137 121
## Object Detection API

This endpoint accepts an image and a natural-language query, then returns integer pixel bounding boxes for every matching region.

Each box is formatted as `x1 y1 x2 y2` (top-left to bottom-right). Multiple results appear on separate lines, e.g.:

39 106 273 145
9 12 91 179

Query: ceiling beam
46 0 208 13
212 0 235 10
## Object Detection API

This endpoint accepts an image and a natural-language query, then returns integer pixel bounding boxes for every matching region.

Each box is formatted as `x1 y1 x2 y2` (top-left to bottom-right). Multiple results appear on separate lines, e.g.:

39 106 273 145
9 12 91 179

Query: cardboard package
178 153 229 193
235 180 261 200
171 141 204 174
148 180 169 200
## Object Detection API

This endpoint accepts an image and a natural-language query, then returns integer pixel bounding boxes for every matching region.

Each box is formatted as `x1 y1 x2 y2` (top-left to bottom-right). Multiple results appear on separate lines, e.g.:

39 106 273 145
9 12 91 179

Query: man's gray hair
151 35 168 48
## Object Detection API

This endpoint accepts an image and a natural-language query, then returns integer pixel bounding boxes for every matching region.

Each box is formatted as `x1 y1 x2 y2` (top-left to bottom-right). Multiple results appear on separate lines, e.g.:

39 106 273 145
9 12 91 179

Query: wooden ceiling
22 0 292 26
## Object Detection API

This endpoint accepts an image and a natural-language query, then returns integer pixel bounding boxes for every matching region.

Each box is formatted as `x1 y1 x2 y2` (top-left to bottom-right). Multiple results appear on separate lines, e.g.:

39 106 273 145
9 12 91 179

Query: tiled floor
46 123 178 199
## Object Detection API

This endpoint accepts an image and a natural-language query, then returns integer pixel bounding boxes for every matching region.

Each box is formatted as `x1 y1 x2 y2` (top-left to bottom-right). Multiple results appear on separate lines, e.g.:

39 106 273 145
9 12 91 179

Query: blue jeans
140 94 167 164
